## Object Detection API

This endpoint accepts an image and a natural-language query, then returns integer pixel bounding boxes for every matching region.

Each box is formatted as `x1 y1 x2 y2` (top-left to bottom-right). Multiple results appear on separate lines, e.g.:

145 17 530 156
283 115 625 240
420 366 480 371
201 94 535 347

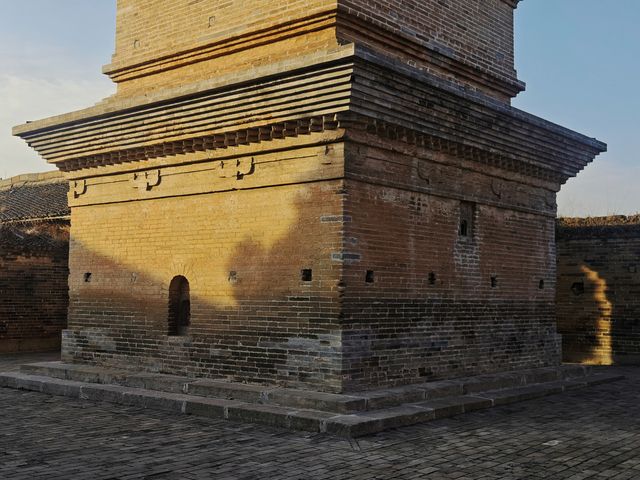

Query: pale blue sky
514 0 640 216
0 0 638 216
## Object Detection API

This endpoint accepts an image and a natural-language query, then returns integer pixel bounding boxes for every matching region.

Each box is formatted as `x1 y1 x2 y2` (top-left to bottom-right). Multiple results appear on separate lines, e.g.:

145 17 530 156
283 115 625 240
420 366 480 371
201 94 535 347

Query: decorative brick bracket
132 170 161 191
72 179 87 198
216 158 255 180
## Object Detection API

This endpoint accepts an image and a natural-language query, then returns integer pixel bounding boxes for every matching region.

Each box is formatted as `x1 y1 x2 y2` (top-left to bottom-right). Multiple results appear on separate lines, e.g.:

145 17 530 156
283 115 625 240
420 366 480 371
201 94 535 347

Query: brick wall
111 0 333 65
0 221 69 353
59 129 567 392
557 217 640 365
63 141 347 392
339 134 560 390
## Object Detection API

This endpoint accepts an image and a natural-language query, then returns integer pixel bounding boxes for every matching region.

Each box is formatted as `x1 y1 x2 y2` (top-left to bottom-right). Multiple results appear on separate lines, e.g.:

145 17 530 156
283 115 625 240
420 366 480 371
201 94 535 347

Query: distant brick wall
557 216 640 365
0 172 70 354
0 221 69 353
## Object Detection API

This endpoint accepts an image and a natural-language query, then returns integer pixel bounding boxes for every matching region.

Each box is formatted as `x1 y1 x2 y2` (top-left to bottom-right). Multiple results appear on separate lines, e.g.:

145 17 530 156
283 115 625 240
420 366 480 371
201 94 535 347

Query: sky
0 0 638 217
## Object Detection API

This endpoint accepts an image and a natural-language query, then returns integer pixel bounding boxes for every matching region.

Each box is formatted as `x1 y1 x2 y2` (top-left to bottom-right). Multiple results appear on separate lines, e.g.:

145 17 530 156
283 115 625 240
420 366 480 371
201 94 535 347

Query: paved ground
1 353 639 479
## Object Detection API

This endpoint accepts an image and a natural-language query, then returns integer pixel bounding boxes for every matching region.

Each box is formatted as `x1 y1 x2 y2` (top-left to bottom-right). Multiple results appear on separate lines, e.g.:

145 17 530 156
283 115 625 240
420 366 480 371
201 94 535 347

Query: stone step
0 371 623 437
18 361 595 414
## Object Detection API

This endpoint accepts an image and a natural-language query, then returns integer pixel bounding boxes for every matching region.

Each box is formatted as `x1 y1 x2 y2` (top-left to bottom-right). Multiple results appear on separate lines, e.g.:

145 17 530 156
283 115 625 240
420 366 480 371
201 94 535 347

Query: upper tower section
335 0 523 100
104 0 523 102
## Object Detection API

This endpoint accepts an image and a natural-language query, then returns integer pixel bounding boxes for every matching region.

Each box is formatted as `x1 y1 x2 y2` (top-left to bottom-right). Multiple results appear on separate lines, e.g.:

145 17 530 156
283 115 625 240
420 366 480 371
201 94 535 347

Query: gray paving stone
415 396 492 419
183 396 240 419
475 384 562 406
124 373 192 393
226 403 293 429
268 388 366 413
324 413 384 437
418 380 465 400
0 362 625 440
287 409 336 433
187 379 274 402
360 387 425 410
461 373 522 394
363 404 436 430
121 389 187 413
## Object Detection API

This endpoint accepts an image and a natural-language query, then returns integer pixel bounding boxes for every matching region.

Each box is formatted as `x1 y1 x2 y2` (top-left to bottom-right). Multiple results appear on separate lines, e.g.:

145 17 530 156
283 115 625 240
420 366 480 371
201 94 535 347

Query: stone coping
557 215 640 239
0 362 623 437
18 362 595 413
558 215 640 228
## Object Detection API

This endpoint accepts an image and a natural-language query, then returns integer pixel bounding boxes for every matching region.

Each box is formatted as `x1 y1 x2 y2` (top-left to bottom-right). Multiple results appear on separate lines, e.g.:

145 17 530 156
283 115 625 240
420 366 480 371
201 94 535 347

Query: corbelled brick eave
14 48 605 182
12 46 356 137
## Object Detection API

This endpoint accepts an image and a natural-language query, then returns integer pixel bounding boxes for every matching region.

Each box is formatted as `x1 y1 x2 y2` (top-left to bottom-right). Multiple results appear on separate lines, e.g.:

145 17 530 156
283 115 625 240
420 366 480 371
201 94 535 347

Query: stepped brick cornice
14 51 604 182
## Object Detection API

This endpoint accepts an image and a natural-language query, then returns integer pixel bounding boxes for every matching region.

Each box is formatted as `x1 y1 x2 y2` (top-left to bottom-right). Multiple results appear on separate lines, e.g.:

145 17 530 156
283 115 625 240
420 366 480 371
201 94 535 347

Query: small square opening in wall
301 269 313 282
491 276 498 288
428 272 436 285
539 279 545 290
84 272 92 283
365 270 375 283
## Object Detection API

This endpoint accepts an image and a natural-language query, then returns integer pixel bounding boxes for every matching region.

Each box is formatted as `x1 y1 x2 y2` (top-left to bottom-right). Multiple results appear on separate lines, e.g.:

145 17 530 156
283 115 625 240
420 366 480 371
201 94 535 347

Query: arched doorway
168 276 190 336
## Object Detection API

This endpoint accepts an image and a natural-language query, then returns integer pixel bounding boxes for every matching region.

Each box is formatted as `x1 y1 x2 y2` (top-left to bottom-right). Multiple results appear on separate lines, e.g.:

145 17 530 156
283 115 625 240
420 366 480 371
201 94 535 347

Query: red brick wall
557 218 640 365
0 221 69 353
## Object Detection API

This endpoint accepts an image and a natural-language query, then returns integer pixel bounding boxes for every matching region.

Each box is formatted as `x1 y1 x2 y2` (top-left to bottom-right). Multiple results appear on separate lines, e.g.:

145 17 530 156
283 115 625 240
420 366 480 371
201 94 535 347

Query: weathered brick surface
0 173 70 353
557 216 640 365
337 0 522 99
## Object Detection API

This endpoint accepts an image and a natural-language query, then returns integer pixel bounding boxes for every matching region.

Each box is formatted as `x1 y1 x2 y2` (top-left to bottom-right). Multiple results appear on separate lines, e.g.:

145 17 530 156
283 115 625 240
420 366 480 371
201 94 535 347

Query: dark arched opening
459 219 469 237
168 276 190 336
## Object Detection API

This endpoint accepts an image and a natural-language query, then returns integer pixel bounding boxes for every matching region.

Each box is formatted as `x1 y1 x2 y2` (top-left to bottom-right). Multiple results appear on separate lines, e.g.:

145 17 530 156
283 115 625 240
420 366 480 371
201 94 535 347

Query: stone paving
1 353 639 479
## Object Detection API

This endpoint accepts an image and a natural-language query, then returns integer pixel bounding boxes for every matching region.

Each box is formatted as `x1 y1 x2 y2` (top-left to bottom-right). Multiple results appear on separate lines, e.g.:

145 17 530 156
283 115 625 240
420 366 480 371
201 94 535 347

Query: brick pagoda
14 0 606 393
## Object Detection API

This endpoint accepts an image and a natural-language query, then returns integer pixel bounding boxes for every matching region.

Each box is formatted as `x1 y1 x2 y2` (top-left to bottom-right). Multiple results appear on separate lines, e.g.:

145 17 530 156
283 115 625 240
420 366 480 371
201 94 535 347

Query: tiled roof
557 215 640 228
0 172 69 223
